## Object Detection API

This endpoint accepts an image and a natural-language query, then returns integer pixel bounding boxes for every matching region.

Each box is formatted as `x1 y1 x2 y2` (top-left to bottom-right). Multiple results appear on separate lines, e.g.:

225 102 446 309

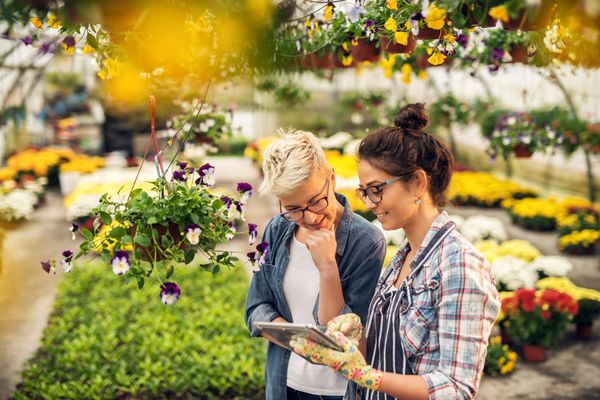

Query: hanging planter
513 143 533 158
522 344 546 363
380 35 416 54
416 27 444 40
309 52 337 69
350 38 379 62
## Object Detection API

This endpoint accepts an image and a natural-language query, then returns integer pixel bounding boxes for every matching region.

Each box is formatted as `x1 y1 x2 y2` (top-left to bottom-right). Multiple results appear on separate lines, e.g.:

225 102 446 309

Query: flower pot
513 144 533 158
509 45 528 64
576 323 593 340
380 35 416 54
350 39 379 62
309 52 337 69
416 27 444 40
59 171 82 196
522 344 546 363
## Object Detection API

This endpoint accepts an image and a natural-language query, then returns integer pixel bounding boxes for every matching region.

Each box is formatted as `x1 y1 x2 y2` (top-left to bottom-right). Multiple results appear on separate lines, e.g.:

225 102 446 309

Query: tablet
254 321 344 353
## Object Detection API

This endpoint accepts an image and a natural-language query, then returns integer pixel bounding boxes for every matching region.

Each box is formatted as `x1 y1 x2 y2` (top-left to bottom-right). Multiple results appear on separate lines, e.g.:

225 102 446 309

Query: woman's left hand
305 226 337 272
291 331 383 390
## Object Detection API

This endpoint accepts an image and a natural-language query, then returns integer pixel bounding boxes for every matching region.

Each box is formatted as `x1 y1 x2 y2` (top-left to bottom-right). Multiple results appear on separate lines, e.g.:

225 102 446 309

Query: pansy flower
69 223 79 240
220 195 233 209
248 223 258 246
226 221 236 240
172 169 186 182
196 163 215 187
256 241 270 268
41 260 55 274
237 182 253 205
111 250 130 275
347 5 363 23
61 250 74 273
234 200 246 221
177 161 188 170
185 223 201 245
21 36 33 45
160 282 181 305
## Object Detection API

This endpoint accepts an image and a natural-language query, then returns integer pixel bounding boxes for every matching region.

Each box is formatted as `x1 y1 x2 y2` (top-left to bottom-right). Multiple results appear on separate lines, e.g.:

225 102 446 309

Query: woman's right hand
326 313 363 346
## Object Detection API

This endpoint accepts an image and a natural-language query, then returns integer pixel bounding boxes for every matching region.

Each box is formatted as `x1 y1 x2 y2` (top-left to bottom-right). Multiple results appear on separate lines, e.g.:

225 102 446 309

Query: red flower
540 310 551 320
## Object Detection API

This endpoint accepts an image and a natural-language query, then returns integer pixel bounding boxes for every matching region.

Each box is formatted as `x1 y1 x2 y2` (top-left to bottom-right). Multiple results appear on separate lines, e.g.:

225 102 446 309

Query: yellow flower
83 45 95 54
386 0 398 10
97 69 108 80
351 38 358 46
342 54 353 66
384 17 398 32
401 63 412 84
395 31 409 45
418 70 427 79
489 5 510 23
103 58 122 78
323 3 334 22
426 4 446 30
444 33 456 43
342 42 350 52
304 16 311 28
61 43 75 56
47 12 61 29
428 52 446 65
30 17 43 29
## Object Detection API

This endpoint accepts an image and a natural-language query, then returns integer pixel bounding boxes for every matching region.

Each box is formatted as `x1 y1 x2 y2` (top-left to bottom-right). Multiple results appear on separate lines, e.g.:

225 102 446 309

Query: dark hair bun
393 103 428 131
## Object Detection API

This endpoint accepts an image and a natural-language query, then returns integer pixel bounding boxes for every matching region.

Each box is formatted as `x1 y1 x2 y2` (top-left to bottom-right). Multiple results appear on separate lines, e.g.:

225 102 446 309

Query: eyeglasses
356 176 405 205
280 179 330 222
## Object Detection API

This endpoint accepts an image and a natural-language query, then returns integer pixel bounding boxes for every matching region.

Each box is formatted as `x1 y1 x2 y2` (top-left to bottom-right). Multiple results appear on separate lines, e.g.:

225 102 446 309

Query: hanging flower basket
380 35 416 54
575 323 593 340
522 343 546 363
416 27 444 40
309 52 337 69
350 38 379 62
513 144 533 158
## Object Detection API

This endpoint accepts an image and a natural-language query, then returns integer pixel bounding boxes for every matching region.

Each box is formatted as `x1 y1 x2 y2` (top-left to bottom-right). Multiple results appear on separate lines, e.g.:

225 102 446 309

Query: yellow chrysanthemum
426 4 446 30
489 5 510 23
428 52 446 65
386 0 398 10
384 17 398 32
395 31 409 45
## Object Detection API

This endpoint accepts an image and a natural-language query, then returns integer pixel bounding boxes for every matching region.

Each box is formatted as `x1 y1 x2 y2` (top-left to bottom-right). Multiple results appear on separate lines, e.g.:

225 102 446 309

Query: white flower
460 215 507 243
491 256 538 290
111 251 130 275
60 259 73 273
185 225 201 245
530 256 573 277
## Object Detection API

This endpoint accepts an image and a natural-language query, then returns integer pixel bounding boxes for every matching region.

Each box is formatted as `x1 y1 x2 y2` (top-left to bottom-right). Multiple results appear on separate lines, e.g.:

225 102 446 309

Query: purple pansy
160 282 181 305
347 5 364 23
111 250 130 275
226 221 236 240
40 41 56 54
491 47 504 61
220 195 233 209
185 223 201 245
196 163 215 187
41 260 55 274
69 223 79 240
237 182 253 205
21 36 33 45
61 250 74 273
62 36 76 48
248 223 258 246
256 241 270 268
172 169 186 182
456 34 469 48
176 161 188 170
234 200 246 221
247 251 257 264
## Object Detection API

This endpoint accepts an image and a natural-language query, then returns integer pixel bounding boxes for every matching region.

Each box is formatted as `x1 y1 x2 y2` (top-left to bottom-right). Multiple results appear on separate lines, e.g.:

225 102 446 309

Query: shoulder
348 212 385 247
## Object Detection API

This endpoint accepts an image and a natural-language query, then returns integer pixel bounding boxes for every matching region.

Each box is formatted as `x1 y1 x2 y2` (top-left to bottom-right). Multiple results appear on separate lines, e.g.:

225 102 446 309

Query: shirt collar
413 210 451 258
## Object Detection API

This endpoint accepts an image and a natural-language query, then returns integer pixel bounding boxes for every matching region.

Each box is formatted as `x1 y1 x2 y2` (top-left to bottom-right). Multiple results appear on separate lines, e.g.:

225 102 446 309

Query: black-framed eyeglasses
356 176 404 205
279 179 330 222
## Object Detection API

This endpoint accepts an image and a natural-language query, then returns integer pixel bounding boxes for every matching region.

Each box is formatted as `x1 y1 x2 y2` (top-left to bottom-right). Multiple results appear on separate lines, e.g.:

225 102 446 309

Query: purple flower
69 223 79 240
172 169 186 182
456 34 468 48
256 241 270 268
491 47 504 61
347 5 364 23
111 250 130 275
176 161 188 170
226 221 236 240
248 223 258 245
185 223 201 245
160 282 181 305
196 163 215 187
21 36 32 45
40 41 56 54
63 36 76 48
247 251 257 264
411 12 425 21
234 200 246 221
237 182 253 205
364 19 375 28
220 195 232 209
41 260 55 274
61 250 74 273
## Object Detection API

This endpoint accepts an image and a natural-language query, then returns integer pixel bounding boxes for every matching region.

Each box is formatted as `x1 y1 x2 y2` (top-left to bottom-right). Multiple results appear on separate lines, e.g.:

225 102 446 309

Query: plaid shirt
379 211 500 400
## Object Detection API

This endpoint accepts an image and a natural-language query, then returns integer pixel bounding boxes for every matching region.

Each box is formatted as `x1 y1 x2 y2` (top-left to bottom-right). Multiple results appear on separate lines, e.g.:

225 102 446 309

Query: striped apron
360 221 455 400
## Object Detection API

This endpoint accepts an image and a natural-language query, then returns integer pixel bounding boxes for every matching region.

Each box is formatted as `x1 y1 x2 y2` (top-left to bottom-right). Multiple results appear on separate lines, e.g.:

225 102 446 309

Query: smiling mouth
376 212 389 219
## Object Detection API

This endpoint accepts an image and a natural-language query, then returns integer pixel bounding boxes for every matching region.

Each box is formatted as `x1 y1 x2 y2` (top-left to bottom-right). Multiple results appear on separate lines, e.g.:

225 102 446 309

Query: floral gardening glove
325 313 363 347
290 331 384 391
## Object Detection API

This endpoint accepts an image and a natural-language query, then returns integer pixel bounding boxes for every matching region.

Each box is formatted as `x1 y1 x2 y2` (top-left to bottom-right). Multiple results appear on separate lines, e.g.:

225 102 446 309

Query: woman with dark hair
292 104 500 400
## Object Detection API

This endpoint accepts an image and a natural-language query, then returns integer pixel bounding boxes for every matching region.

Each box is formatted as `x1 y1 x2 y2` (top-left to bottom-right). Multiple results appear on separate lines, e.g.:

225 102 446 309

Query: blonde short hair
260 129 331 197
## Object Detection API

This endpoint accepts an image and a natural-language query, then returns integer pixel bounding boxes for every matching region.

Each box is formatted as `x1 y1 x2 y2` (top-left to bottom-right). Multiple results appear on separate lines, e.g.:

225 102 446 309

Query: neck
404 206 440 254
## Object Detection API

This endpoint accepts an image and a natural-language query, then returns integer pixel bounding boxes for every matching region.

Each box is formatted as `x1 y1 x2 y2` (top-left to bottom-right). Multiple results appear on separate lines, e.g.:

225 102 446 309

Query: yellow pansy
83 45 95 54
401 63 412 84
395 31 409 45
351 38 358 46
342 54 353 66
47 12 61 29
307 29 313 39
30 17 43 29
384 17 398 32
97 69 108 80
418 70 427 79
444 33 456 43
386 0 398 10
428 51 446 65
426 4 446 30
489 5 510 23
61 43 75 56
323 3 334 22
342 42 350 52
304 16 311 28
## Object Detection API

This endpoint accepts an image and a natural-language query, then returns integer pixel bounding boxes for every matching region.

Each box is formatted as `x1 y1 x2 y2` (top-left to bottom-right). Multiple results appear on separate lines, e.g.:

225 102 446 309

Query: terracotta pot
299 54 314 69
510 45 528 63
309 52 336 69
380 35 416 54
350 39 380 62
513 144 533 158
416 27 445 40
576 323 593 340
522 344 546 363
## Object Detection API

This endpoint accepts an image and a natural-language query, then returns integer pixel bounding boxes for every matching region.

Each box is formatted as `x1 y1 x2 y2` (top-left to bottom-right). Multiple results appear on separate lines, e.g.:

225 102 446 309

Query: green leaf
184 250 195 265
134 234 151 247
137 277 145 289
85 32 98 49
147 216 158 225
166 265 174 279
99 211 112 225
109 227 127 239
80 228 93 241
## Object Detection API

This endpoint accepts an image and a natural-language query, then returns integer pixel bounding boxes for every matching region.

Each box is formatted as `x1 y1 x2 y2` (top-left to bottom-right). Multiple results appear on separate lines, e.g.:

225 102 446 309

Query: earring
415 198 422 205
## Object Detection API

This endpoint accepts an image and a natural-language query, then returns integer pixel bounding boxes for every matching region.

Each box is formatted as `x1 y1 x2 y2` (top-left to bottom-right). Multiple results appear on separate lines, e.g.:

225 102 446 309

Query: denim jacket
244 193 386 400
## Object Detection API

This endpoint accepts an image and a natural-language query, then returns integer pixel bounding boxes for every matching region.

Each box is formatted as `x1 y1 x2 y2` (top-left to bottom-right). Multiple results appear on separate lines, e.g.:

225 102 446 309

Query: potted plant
558 229 600 255
428 93 470 127
501 288 579 362
484 336 518 376
169 102 233 145
42 162 269 304
573 299 600 339
474 29 531 70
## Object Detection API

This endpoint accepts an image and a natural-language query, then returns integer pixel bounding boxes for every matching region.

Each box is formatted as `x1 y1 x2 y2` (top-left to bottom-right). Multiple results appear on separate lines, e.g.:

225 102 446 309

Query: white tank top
283 234 348 396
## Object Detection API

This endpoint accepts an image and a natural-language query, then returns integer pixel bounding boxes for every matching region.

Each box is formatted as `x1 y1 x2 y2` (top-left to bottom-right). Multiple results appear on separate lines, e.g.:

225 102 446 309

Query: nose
302 210 319 224
363 197 378 211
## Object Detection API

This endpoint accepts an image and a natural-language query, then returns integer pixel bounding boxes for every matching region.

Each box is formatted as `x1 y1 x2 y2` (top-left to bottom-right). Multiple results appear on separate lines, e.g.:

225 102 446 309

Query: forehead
278 171 327 206
357 159 394 182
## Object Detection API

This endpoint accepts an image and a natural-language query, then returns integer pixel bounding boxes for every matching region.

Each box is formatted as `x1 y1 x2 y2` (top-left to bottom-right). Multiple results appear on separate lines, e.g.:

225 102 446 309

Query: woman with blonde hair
245 129 386 400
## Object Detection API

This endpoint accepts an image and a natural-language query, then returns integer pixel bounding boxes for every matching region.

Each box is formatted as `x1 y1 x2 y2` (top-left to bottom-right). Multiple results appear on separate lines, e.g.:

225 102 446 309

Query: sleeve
422 249 500 400
314 234 386 325
244 219 281 337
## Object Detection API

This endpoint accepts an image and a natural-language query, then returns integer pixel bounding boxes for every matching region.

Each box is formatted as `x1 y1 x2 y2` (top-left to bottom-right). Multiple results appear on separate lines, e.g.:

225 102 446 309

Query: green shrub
12 264 265 400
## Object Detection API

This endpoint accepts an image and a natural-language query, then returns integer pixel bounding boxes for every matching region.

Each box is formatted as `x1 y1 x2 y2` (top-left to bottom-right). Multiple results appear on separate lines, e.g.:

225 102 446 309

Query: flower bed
484 336 517 376
12 263 265 399
449 171 537 207
558 229 600 255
